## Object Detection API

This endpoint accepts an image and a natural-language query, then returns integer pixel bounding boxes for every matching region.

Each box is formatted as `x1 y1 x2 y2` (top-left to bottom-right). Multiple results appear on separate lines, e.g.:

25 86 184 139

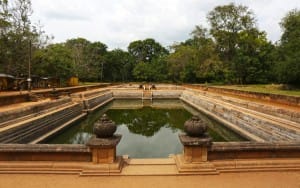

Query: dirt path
0 171 299 188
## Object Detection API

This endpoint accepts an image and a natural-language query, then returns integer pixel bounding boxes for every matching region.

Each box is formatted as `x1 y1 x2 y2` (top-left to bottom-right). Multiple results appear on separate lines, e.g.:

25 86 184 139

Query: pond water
45 99 246 158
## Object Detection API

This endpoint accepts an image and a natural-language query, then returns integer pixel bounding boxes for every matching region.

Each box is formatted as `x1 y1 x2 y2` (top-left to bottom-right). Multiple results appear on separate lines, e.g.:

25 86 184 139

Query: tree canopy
275 9 300 84
1 1 299 86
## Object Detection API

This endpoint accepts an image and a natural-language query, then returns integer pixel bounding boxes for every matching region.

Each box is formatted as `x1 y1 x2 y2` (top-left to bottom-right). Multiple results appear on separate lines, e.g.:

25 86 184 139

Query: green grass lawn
214 84 300 97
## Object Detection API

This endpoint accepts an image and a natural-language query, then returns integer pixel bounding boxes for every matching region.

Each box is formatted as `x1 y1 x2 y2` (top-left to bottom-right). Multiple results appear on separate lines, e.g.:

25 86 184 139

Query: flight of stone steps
0 98 84 144
181 89 300 142
143 91 152 100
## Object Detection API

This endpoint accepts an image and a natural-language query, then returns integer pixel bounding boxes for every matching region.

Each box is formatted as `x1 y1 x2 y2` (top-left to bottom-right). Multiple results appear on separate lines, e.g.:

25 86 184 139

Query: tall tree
167 25 224 83
129 38 168 81
128 38 168 63
65 38 107 81
0 0 43 76
104 49 134 82
33 43 73 81
207 3 271 84
275 9 300 85
208 3 255 63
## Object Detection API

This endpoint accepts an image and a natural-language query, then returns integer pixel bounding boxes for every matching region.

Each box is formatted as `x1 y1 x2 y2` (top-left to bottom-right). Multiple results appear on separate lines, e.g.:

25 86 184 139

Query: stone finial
184 116 207 137
93 114 116 138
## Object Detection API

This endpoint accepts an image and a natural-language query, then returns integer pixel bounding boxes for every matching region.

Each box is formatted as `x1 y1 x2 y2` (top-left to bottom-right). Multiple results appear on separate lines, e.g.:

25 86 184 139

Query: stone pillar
175 116 218 174
179 134 211 163
86 114 122 164
87 135 121 164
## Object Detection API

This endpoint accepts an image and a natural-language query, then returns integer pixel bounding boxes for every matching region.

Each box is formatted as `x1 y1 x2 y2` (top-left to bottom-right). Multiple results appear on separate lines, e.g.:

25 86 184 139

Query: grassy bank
214 84 300 97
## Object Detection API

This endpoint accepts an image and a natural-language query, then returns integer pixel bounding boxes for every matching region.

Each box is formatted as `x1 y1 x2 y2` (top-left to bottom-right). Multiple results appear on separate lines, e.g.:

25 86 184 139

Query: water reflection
45 99 247 158
106 107 191 137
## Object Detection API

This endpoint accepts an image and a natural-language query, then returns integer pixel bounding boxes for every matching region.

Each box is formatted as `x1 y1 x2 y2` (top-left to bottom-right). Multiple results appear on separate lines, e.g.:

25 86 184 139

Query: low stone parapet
0 144 91 161
208 141 300 160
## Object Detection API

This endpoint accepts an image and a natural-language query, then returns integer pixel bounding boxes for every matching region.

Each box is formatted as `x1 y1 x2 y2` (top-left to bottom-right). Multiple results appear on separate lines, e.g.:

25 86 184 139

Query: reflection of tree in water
69 132 92 144
106 107 192 137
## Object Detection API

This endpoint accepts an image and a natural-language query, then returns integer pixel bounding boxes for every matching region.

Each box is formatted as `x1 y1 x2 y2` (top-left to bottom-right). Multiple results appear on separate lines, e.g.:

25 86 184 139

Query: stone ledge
179 134 212 146
210 142 300 151
86 135 122 148
174 155 219 174
0 144 90 153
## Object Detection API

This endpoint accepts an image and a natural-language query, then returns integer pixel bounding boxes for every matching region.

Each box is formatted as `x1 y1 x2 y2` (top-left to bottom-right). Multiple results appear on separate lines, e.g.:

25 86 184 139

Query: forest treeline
1 0 299 85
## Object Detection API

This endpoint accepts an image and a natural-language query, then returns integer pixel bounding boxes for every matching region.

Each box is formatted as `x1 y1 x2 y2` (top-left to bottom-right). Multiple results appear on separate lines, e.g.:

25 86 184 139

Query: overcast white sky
31 0 300 50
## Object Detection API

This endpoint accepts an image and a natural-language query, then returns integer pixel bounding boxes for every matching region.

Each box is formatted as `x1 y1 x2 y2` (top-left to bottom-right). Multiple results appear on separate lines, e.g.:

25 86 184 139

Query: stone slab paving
0 171 299 188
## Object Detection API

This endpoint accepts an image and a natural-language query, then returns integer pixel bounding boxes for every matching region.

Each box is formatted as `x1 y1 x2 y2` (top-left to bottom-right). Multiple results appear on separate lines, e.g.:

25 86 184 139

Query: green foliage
0 0 48 76
207 3 273 84
65 38 107 82
275 9 300 85
104 49 134 82
167 25 224 83
33 43 73 80
1 1 299 86
129 38 168 81
167 45 197 82
128 38 168 63
208 3 255 64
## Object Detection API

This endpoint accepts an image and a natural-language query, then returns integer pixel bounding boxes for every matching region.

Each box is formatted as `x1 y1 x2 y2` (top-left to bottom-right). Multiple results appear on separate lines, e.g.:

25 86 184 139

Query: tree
128 38 168 63
128 38 168 81
65 38 107 82
275 9 300 85
233 29 273 83
207 3 271 84
208 3 255 63
85 41 107 81
33 43 73 80
167 45 197 82
167 25 224 83
104 49 134 82
0 0 45 76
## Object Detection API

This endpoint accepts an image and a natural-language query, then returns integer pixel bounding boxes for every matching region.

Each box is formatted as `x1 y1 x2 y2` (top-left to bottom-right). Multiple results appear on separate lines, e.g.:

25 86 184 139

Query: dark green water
45 99 246 158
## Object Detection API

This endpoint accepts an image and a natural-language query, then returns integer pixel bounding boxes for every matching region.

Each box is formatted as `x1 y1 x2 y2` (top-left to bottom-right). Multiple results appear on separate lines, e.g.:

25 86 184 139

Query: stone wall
0 144 91 161
152 90 182 99
112 90 143 99
208 142 300 160
0 142 299 162
0 94 28 106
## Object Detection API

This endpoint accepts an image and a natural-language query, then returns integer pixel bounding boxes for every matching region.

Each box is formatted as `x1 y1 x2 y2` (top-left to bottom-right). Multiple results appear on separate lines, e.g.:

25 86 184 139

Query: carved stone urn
93 114 117 138
184 116 207 137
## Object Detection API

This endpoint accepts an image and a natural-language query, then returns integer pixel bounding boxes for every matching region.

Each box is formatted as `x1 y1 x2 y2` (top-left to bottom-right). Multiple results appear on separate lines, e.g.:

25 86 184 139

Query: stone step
182 91 300 142
15 107 82 143
0 103 83 143
192 89 300 125
197 92 300 139
0 99 74 129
